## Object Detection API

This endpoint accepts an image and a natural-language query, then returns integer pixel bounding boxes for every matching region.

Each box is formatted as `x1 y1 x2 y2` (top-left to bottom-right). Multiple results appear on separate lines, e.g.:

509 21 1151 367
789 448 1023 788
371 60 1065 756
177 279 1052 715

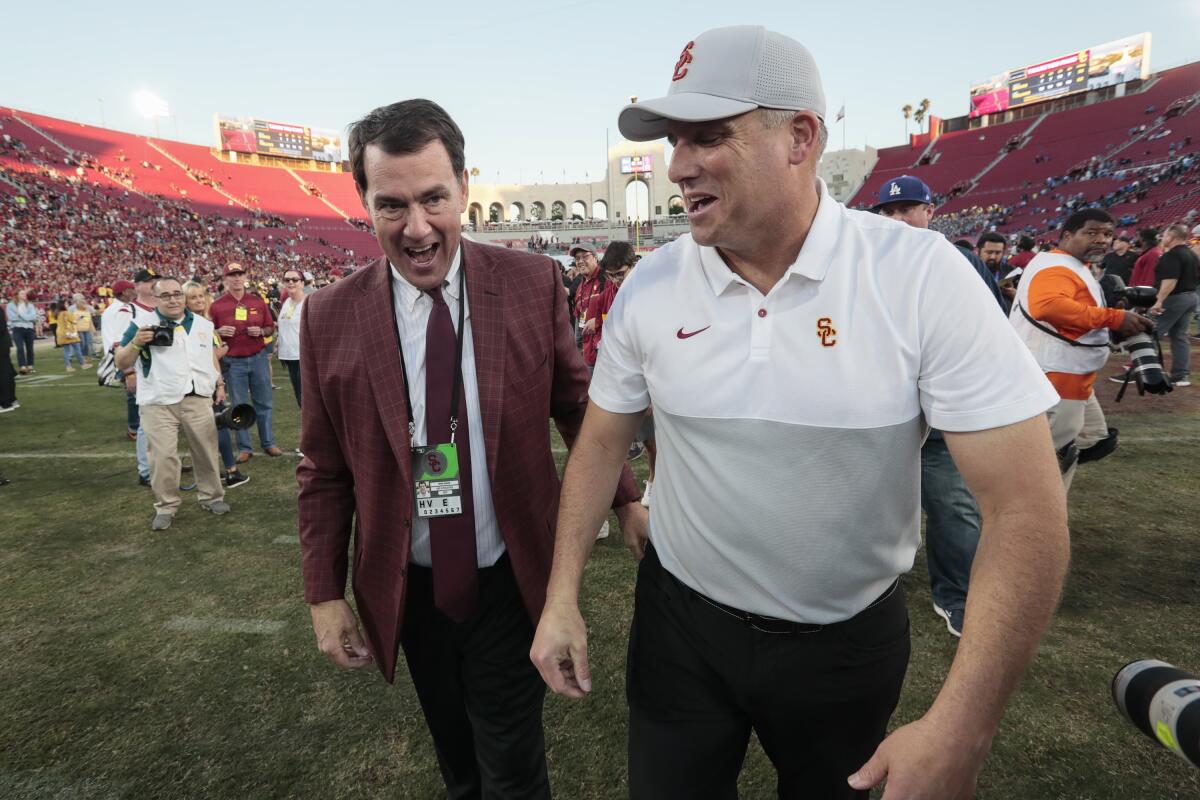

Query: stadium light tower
133 90 170 138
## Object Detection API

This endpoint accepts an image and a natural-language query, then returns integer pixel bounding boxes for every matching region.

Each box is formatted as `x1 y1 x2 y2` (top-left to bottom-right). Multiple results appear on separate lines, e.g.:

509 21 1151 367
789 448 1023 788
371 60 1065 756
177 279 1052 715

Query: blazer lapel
464 241 505 481
362 257 414 477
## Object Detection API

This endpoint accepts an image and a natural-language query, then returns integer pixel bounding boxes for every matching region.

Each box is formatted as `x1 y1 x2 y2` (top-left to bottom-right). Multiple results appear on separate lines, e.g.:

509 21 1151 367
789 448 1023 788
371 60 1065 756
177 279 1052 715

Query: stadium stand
850 60 1200 241
4 54 1199 308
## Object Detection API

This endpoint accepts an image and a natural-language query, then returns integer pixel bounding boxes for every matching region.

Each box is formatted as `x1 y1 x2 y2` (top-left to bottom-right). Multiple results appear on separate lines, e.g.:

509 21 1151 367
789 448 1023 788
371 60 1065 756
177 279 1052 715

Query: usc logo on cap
816 317 837 347
673 41 695 82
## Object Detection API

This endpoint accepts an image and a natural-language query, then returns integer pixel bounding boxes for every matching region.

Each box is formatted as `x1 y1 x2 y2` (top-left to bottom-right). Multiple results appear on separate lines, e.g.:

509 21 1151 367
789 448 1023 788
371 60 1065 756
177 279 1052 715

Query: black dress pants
401 553 551 800
628 546 910 800
0 346 16 407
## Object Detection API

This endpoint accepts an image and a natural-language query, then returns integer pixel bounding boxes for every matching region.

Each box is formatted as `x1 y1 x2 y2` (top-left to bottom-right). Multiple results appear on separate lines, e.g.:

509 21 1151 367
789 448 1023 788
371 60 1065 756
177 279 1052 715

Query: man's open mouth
406 243 438 266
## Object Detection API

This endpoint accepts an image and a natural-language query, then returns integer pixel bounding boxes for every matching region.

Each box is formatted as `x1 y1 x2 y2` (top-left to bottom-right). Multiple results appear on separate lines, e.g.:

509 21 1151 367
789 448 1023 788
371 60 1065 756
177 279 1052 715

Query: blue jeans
61 342 84 368
12 327 34 368
225 349 275 452
78 330 94 358
213 403 236 470
127 392 140 431
920 431 981 613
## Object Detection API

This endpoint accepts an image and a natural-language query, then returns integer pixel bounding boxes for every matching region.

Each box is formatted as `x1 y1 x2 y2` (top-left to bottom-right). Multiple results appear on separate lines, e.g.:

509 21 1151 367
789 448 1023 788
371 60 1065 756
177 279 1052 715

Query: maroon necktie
424 286 479 622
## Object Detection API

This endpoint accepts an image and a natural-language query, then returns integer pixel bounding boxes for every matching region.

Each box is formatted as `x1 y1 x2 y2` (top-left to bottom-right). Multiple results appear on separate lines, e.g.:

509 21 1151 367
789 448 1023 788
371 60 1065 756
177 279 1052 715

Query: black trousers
628 546 910 800
0 346 16 407
401 554 551 800
281 358 301 407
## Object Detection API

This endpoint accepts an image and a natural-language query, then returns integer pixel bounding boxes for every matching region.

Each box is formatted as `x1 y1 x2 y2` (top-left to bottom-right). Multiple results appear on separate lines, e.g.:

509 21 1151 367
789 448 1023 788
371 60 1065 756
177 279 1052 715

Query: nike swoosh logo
676 326 711 339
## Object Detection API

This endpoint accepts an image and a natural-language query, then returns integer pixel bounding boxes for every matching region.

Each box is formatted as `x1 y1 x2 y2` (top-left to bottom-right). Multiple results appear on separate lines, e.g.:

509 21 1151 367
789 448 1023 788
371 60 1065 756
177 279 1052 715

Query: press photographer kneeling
115 276 231 531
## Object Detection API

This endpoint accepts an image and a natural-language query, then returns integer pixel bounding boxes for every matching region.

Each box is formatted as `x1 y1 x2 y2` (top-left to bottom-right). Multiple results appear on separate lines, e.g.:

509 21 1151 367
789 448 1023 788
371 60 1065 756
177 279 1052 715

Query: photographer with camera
1009 208 1155 489
115 276 230 531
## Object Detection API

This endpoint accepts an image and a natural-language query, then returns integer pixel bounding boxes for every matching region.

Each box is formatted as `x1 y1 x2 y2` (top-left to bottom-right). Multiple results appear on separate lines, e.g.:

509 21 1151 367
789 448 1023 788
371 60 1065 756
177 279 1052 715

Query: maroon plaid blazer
297 240 640 682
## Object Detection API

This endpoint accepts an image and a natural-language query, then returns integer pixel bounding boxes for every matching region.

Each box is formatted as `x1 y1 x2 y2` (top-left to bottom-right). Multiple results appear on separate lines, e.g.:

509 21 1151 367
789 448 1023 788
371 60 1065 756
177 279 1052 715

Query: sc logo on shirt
816 317 837 347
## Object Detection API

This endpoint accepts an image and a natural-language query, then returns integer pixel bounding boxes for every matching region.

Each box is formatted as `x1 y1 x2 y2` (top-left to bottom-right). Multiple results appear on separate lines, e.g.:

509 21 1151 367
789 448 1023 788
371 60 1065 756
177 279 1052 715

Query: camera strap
1017 302 1110 348
386 254 468 448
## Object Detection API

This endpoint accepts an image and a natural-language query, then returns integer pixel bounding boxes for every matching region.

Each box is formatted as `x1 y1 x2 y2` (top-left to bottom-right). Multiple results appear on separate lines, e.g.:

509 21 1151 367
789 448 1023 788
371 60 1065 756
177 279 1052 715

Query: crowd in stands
883 152 1200 246
0 163 366 308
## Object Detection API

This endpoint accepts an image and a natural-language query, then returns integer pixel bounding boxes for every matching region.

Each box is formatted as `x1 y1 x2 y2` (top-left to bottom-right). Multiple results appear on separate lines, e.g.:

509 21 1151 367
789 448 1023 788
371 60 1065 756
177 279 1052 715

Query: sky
3 0 1198 186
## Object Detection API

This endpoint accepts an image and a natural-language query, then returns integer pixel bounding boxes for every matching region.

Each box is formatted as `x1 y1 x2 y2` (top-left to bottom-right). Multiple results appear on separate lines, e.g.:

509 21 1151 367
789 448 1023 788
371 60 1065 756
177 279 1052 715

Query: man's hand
614 501 649 561
246 325 263 337
214 383 226 405
310 599 373 669
1115 311 1154 337
1148 302 1164 316
848 715 991 799
217 325 236 338
583 318 597 335
530 601 591 698
124 371 137 395
131 327 156 346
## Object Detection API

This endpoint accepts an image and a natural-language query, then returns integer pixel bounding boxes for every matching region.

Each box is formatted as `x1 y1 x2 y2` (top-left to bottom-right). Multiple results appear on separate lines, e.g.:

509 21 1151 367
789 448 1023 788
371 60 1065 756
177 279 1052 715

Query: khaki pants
1046 395 1087 491
1075 392 1109 450
142 395 225 516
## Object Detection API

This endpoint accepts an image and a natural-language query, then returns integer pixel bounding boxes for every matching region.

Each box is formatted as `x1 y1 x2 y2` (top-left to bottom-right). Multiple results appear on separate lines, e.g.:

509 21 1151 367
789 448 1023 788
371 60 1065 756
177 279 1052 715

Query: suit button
757 308 768 318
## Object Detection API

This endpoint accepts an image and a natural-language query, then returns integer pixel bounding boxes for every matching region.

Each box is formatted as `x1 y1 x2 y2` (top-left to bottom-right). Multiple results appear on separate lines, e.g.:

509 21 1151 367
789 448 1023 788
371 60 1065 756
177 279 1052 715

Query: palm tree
916 99 931 133
902 104 913 137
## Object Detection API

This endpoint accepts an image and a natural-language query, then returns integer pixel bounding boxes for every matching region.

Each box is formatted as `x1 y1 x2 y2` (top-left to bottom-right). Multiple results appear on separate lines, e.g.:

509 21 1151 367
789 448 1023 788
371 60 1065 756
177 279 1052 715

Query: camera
148 323 176 348
213 403 257 431
1098 275 1171 398
1113 659 1200 770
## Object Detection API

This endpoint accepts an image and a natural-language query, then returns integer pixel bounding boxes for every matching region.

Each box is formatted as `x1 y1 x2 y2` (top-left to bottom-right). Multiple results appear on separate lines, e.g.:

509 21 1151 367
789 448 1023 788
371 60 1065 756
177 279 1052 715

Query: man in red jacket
1128 227 1162 287
297 99 645 799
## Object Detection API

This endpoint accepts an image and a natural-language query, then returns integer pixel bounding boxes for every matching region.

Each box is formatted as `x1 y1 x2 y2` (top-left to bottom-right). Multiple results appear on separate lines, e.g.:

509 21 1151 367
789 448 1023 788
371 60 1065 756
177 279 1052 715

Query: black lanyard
387 256 468 446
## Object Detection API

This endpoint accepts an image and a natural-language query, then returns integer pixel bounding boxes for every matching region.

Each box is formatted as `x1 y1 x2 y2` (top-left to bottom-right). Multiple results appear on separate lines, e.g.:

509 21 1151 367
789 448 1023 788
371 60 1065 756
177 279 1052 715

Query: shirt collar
389 245 463 314
697 178 841 297
156 308 193 331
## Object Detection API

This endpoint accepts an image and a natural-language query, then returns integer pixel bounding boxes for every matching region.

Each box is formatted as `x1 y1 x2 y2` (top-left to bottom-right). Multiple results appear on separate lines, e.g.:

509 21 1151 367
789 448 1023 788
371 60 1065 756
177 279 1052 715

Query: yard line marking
1121 436 1200 443
273 535 300 545
0 453 183 459
164 616 286 635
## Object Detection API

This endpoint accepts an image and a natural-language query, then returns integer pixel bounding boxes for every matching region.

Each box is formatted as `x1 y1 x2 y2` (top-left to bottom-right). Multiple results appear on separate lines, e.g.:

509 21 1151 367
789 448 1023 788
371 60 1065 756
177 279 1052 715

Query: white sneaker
596 520 610 540
1174 380 1191 387
641 481 652 508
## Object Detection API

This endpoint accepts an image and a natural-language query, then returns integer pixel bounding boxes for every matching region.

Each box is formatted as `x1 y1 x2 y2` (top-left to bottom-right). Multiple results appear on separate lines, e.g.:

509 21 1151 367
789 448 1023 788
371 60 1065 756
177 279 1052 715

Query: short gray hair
757 108 827 159
1163 222 1189 243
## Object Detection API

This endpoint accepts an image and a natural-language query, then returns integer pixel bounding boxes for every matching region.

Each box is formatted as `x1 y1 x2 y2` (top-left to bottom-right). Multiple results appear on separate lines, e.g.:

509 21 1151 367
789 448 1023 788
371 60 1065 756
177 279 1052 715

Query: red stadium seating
850 61 1200 238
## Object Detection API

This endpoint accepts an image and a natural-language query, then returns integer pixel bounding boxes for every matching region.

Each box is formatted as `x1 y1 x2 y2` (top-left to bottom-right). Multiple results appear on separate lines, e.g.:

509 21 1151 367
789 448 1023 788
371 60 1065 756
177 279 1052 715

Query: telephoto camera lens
1122 332 1172 394
213 403 257 431
1112 659 1200 770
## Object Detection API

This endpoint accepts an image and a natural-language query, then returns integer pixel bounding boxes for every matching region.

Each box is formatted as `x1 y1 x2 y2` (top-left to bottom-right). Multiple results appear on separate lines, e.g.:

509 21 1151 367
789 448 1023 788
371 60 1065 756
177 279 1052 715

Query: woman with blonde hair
185 281 249 490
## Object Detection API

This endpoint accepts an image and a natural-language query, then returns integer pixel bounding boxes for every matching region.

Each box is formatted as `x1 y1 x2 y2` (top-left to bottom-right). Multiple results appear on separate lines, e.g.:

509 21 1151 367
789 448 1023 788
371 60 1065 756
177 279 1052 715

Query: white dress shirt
391 247 504 568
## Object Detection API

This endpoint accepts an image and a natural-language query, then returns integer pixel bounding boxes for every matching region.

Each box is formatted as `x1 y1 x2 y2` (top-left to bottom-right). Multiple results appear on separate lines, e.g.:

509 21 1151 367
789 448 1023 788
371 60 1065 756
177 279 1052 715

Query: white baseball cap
618 25 826 142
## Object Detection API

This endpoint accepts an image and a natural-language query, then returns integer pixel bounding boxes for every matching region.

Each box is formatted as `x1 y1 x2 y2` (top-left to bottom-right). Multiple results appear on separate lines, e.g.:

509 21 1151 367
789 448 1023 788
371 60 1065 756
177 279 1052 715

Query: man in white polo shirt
531 25 1069 799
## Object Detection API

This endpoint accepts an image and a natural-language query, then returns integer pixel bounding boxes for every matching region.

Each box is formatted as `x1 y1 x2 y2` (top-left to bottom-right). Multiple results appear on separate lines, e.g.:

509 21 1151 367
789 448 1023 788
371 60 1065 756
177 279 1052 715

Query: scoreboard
254 120 310 159
968 33 1150 119
1007 51 1090 108
216 114 342 162
620 155 653 174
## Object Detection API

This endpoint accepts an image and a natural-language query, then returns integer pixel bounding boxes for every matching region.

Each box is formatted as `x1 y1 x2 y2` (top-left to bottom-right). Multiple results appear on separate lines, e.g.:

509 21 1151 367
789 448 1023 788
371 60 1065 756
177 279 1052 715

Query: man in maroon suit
297 99 646 798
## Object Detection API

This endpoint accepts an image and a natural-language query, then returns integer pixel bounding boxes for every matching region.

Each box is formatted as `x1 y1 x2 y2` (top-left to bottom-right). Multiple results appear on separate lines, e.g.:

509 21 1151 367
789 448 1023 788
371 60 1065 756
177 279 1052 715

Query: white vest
136 313 218 406
1009 250 1110 376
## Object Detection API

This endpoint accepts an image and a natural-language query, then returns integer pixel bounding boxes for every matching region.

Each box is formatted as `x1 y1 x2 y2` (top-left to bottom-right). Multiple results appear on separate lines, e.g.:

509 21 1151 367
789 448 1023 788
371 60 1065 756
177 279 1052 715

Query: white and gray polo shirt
589 180 1057 624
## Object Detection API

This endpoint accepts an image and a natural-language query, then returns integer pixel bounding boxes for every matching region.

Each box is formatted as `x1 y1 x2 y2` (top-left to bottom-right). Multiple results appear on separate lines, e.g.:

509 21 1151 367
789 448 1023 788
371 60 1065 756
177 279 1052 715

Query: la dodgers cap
618 25 827 142
872 175 934 210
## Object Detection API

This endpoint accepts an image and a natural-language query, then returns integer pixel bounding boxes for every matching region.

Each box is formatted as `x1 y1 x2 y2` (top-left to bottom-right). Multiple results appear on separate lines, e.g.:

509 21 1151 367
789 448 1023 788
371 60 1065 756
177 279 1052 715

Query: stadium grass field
1 339 1198 799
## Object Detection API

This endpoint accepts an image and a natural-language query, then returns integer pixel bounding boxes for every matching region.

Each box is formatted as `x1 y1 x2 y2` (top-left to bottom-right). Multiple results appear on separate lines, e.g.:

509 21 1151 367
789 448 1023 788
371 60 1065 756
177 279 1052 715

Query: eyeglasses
283 277 302 283
155 292 186 301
